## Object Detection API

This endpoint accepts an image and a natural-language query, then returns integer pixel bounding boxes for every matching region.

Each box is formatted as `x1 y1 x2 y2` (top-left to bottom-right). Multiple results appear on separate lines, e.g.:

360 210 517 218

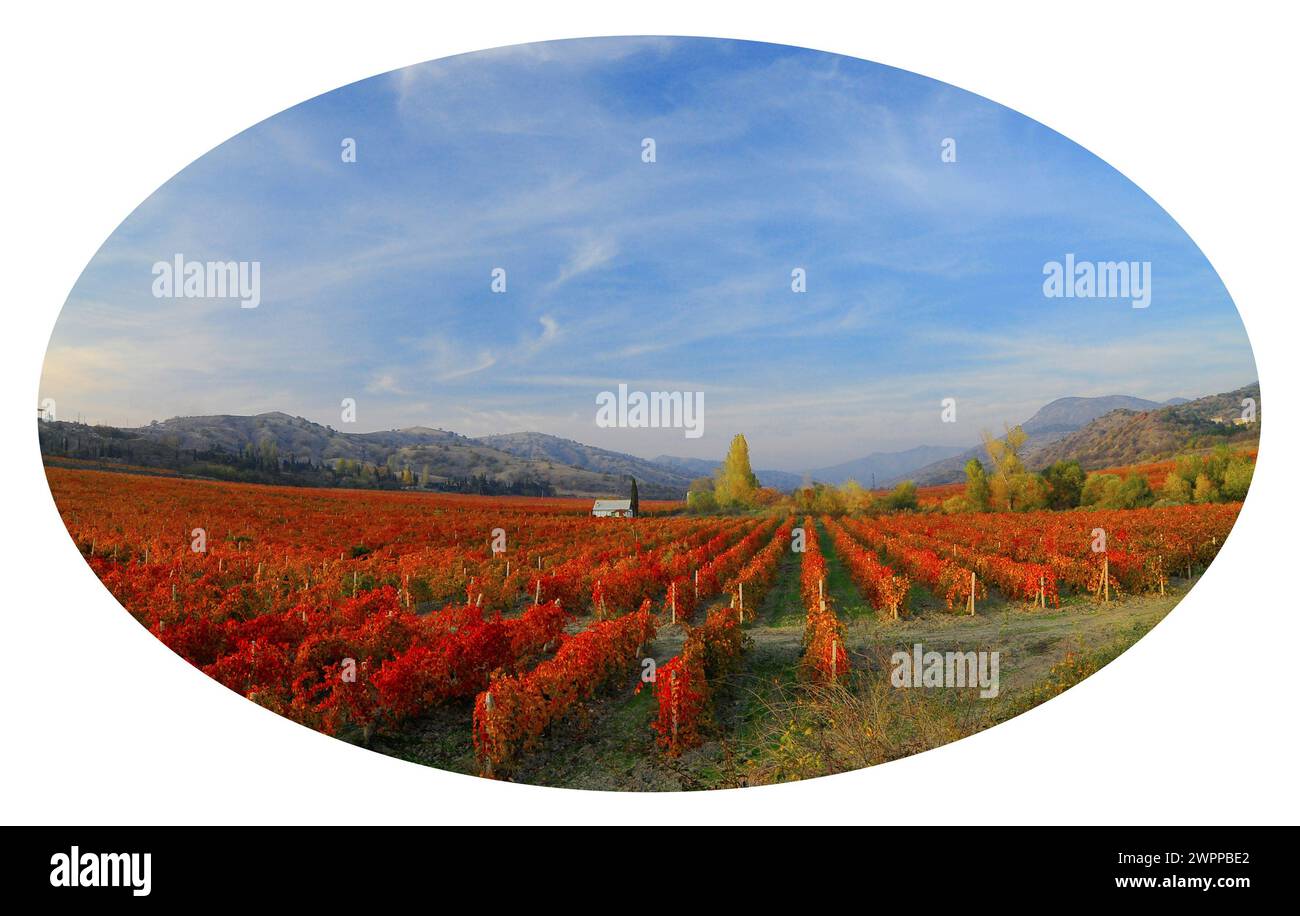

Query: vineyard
47 465 1243 788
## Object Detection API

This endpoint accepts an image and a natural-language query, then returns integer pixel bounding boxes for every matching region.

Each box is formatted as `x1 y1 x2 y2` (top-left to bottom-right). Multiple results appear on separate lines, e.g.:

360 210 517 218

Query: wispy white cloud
42 37 1256 467
551 238 618 288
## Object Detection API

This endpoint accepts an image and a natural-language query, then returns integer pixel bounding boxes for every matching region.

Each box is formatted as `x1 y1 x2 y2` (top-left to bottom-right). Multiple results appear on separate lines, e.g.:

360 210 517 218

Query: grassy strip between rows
728 616 1159 786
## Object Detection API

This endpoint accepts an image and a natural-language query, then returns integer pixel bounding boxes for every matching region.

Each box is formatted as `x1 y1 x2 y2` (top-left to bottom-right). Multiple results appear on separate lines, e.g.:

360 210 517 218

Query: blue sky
42 37 1257 469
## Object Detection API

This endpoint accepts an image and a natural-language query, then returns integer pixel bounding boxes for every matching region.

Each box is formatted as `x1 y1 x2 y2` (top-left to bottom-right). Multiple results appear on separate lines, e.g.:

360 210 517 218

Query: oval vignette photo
37 37 1259 790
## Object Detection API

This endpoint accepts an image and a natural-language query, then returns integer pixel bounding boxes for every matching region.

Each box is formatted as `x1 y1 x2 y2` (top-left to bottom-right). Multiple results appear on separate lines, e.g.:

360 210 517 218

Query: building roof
592 499 633 511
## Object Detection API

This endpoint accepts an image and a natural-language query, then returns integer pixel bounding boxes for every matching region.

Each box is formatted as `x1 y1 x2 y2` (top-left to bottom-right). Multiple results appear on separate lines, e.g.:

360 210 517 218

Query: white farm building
592 499 634 518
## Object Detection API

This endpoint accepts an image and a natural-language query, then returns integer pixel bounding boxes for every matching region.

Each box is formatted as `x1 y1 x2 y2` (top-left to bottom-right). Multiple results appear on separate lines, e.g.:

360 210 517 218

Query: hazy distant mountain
809 445 967 486
650 445 964 490
910 394 1185 485
651 455 805 491
1029 383 1260 470
40 387 1252 500
1019 396 1164 435
38 412 684 499
477 432 694 490
113 411 468 463
908 387 1255 484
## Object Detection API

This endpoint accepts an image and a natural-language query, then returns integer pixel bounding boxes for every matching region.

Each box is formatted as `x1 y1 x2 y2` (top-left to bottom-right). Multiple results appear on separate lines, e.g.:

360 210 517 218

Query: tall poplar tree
715 433 760 508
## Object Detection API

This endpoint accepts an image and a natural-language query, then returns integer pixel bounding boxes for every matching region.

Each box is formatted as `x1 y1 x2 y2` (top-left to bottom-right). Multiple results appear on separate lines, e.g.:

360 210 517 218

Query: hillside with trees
37 412 682 499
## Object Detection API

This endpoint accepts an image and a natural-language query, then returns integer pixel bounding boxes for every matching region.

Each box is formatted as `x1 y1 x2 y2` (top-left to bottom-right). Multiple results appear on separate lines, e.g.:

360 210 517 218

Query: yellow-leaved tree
714 433 760 509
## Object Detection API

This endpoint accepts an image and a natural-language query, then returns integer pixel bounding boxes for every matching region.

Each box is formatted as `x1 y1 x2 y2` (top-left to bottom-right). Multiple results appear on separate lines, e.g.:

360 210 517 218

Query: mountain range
649 454 805 491
1026 384 1258 471
38 384 1258 497
651 445 970 489
38 412 688 499
907 386 1255 485
906 395 1181 486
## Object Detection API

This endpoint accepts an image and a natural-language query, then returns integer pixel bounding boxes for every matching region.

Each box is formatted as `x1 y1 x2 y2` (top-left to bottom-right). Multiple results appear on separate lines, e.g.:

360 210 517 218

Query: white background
2 1 1296 825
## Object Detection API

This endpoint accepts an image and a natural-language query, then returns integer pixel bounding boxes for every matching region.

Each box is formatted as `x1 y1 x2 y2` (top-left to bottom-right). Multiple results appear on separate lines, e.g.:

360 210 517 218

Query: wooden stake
670 670 679 745
483 692 495 778
968 571 976 616
534 580 541 605
670 582 677 625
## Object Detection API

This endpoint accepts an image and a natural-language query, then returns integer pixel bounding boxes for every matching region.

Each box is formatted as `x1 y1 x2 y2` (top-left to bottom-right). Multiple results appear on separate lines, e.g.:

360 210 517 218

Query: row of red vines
822 516 910 618
798 517 848 683
473 600 657 776
652 520 793 756
842 518 988 611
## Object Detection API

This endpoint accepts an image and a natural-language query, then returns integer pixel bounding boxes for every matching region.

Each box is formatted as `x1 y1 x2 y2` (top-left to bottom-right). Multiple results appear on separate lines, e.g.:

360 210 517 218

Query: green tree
1173 454 1203 487
714 433 760 509
942 494 969 514
686 477 717 514
1081 473 1120 507
629 477 640 516
1110 474 1154 509
259 439 280 472
838 479 873 514
1193 473 1220 504
1221 457 1253 501
1204 445 1233 487
883 480 918 512
811 484 846 515
1008 473 1050 511
982 425 1027 511
1042 460 1086 510
1085 473 1153 509
1159 471 1193 504
964 458 990 511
